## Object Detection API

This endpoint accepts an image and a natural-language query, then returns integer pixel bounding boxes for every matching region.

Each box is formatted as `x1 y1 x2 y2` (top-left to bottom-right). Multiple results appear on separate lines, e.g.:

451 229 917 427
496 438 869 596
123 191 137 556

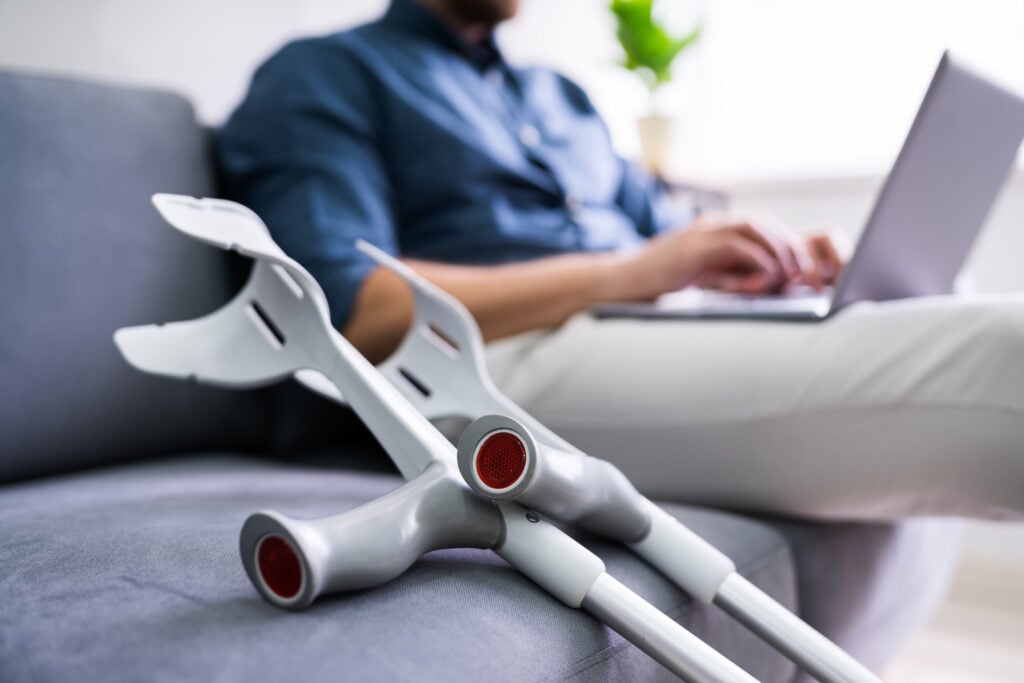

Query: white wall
3 0 1022 178
0 0 634 128
0 0 388 125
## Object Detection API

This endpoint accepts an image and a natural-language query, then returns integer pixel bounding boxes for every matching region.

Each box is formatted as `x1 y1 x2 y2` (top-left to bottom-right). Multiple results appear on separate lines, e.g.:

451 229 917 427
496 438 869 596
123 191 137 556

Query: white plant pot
637 113 678 177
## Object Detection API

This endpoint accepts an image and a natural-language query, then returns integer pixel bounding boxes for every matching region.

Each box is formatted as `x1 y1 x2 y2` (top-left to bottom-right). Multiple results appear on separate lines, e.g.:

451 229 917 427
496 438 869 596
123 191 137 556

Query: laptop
593 51 1024 321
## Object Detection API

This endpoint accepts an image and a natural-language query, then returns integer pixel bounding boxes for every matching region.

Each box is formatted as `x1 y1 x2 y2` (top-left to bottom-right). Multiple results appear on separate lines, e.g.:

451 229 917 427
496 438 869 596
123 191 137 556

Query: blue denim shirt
217 0 686 328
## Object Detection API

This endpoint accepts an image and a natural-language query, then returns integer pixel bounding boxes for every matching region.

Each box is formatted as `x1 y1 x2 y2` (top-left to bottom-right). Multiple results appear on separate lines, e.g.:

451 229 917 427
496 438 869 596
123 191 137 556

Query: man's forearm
341 213 823 363
343 251 628 363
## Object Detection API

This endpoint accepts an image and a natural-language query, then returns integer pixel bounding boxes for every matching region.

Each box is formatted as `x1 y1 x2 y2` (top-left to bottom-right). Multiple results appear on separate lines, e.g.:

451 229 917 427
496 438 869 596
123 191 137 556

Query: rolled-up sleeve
217 39 396 330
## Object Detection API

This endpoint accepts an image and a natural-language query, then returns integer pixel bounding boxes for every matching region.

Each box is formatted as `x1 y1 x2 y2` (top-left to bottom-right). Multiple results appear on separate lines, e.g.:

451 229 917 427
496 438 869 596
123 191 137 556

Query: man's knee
962 309 1024 376
945 307 1024 407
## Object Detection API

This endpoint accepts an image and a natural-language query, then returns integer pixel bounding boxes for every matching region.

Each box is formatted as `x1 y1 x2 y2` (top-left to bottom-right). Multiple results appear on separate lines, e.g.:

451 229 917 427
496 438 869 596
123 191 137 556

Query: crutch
114 194 757 682
350 241 882 683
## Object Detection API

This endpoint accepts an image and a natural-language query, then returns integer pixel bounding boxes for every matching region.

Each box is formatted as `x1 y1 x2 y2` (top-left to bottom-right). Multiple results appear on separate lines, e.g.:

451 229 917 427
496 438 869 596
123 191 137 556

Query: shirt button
519 124 541 148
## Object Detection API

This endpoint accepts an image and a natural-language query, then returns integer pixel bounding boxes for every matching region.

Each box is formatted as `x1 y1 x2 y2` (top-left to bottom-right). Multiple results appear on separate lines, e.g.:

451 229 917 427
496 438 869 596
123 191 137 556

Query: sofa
0 69 964 682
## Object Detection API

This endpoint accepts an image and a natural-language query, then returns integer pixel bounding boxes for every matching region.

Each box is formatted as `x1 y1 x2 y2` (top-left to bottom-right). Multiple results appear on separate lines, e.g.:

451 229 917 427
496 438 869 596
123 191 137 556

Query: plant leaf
610 0 701 89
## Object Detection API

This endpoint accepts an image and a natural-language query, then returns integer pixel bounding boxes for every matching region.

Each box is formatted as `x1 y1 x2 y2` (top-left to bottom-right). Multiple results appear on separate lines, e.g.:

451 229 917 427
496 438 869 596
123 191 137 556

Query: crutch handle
239 461 502 609
456 416 881 680
457 414 650 541
457 415 738 603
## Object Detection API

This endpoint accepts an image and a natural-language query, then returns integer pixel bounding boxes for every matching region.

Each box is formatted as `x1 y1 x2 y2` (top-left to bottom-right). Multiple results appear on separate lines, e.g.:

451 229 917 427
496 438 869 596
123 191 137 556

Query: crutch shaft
494 503 755 683
582 573 757 683
460 418 881 682
321 336 457 477
714 574 882 683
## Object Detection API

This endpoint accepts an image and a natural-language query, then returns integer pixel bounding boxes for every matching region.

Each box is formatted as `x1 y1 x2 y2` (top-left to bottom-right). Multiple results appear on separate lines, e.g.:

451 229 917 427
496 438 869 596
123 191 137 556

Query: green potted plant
610 0 702 176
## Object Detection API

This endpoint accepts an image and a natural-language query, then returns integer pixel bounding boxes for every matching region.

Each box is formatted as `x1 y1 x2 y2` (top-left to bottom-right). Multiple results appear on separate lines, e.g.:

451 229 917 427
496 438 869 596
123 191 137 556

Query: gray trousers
485 293 1024 521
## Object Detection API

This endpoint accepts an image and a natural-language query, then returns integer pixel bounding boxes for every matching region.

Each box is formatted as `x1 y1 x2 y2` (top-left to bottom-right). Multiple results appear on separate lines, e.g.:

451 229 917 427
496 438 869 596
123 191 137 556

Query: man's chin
447 0 519 26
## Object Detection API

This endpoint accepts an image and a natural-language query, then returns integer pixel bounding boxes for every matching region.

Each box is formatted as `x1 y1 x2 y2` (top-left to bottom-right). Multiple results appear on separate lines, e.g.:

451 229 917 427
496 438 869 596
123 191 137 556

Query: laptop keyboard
657 287 833 314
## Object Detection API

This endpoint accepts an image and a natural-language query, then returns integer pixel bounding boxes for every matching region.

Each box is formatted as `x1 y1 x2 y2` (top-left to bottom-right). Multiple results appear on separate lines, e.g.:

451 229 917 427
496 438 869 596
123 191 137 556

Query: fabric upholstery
0 71 272 482
768 515 962 679
0 69 962 683
0 456 799 682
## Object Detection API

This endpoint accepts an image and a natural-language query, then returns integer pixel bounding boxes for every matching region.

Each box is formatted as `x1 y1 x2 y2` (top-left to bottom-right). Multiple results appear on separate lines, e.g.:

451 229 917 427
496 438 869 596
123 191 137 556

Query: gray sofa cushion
0 68 962 683
0 456 800 682
0 71 272 482
0 456 962 682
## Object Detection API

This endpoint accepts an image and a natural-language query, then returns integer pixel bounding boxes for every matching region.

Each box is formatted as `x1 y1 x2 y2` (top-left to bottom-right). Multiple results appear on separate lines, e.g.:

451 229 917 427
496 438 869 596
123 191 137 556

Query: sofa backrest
0 71 274 483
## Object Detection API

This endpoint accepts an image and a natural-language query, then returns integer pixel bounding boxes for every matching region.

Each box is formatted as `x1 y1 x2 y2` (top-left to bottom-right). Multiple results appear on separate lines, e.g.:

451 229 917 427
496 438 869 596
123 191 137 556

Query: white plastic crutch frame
114 194 880 683
116 194 755 683
353 243 880 683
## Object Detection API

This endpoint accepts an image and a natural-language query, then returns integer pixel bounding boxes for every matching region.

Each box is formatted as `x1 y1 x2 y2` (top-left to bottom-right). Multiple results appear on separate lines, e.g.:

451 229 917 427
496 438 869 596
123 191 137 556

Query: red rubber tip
475 431 527 490
257 535 302 599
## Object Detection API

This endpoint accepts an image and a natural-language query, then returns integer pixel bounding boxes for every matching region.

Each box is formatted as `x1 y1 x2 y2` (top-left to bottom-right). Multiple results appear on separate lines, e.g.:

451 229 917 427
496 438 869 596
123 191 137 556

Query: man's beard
444 0 518 27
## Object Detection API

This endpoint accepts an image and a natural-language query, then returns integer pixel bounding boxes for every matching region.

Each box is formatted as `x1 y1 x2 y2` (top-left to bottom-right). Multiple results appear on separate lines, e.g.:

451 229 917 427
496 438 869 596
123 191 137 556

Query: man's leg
485 294 1024 520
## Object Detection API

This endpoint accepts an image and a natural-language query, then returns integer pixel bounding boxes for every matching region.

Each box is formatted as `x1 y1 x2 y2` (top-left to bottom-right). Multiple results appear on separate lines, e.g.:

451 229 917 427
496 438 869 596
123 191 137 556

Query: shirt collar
381 0 504 71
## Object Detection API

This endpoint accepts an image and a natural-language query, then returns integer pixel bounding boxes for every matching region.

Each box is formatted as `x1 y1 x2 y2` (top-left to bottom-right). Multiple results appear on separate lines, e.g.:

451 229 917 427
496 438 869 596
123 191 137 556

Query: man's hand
805 231 849 287
610 213 849 301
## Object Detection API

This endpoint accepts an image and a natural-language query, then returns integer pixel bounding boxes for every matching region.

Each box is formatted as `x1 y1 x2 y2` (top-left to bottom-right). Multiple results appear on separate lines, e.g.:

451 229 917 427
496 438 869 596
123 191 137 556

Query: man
219 0 1024 520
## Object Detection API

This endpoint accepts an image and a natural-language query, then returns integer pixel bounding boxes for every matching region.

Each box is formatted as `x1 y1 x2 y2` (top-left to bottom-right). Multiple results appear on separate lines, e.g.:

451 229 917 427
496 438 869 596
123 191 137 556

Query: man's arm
346 251 622 362
345 214 810 363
